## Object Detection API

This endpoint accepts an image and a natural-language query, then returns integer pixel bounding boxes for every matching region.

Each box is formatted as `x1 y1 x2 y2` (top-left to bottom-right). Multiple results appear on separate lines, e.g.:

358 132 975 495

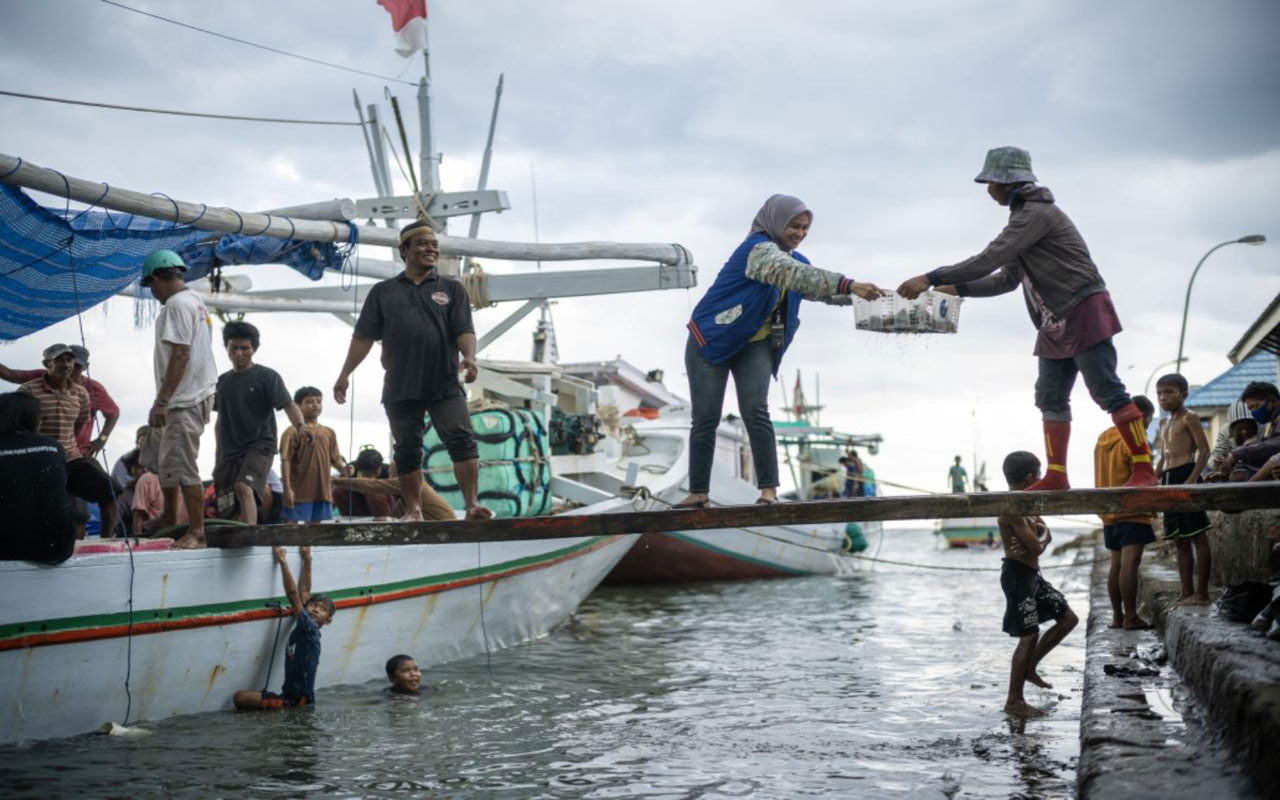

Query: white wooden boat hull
0 532 635 744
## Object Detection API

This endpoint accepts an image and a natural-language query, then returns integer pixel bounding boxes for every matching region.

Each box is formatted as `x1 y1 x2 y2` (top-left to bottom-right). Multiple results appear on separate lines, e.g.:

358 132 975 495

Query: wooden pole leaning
207 483 1280 549
0 152 689 265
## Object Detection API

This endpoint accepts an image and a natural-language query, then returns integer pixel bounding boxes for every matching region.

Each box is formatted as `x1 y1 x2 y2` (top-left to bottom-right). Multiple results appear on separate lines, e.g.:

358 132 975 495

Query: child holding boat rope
233 546 334 710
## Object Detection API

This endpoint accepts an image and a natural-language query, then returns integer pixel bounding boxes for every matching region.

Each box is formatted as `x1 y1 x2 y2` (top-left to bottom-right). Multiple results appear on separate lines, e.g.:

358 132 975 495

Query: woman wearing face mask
678 194 884 507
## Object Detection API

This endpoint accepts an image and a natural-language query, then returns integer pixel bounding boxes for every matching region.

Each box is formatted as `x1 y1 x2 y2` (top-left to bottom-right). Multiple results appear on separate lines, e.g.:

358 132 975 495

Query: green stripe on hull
666 531 814 575
0 536 607 640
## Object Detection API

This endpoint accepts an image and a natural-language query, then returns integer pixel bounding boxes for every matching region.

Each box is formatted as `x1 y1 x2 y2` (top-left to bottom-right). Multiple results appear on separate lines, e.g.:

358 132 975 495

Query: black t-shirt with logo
0 432 76 564
214 364 292 461
353 270 475 404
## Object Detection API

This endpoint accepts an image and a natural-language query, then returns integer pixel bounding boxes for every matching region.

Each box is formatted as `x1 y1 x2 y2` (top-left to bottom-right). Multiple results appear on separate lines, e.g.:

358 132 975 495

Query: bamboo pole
207 483 1280 548
0 152 690 265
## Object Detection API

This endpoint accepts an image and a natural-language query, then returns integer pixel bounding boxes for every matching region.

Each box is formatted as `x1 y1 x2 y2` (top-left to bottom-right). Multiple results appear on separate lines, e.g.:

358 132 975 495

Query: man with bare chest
1155 373 1213 605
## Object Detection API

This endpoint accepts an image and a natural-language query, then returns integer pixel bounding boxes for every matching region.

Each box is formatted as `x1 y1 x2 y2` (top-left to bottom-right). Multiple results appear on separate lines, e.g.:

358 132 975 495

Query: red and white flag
792 371 807 416
377 0 428 58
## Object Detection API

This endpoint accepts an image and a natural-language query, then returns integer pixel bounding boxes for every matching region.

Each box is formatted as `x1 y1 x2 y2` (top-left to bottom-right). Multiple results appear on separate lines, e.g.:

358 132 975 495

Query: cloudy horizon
2 0 1276 517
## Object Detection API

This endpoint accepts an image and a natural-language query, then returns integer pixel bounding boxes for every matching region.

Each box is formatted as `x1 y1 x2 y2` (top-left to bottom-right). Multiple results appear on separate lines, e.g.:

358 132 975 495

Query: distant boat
938 517 1001 548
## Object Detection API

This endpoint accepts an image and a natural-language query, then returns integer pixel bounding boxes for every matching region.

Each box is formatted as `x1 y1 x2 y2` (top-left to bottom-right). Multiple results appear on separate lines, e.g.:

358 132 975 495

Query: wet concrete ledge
1078 535 1280 800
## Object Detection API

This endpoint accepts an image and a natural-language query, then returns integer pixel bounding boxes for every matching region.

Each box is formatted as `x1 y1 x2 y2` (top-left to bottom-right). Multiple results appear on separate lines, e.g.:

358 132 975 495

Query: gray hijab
749 194 811 247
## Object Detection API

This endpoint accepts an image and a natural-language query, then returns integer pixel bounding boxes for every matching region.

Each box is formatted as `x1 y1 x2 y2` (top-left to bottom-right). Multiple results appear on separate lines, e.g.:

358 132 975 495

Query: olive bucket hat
974 146 1037 184
140 249 187 287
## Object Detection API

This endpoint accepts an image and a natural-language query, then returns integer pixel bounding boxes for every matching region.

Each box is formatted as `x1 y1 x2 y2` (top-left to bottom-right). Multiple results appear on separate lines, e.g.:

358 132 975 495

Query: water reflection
2 529 1088 798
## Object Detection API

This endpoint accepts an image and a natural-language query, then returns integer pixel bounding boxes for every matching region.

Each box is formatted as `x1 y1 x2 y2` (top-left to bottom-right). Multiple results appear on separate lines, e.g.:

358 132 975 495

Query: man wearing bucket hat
141 249 218 548
898 147 1156 491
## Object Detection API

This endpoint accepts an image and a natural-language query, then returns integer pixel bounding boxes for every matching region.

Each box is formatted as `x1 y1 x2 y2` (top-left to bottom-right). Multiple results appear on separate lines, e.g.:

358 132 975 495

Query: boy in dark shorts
234 546 335 710
1095 395 1157 629
386 654 422 696
998 451 1079 718
214 321 307 524
1155 374 1213 606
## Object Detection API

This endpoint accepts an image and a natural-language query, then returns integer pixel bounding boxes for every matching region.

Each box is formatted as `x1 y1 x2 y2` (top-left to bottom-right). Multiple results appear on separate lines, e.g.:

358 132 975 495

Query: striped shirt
19 376 90 461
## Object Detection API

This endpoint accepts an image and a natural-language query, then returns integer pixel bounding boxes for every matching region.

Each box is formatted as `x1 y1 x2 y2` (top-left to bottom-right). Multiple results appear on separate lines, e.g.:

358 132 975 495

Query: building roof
1185 350 1279 409
1228 292 1280 364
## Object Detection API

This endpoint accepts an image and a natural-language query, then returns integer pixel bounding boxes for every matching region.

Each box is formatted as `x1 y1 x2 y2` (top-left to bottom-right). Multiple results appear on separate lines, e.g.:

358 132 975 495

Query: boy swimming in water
233 546 334 710
998 451 1079 717
386 654 422 695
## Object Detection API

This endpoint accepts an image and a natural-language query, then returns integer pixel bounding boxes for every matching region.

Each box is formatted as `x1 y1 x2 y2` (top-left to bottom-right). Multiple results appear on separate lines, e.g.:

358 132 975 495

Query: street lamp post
1176 235 1266 374
1144 358 1187 397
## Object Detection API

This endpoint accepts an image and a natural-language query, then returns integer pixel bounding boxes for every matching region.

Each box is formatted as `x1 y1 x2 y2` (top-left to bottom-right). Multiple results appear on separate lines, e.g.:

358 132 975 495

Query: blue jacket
687 233 806 375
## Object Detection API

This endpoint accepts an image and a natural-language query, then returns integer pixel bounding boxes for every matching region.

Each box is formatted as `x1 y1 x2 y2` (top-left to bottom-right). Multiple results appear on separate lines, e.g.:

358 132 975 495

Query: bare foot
397 509 425 522
1026 671 1053 689
1186 594 1213 606
465 505 494 521
1123 617 1153 630
1003 701 1046 718
171 531 207 549
1172 595 1195 607
1108 617 1125 629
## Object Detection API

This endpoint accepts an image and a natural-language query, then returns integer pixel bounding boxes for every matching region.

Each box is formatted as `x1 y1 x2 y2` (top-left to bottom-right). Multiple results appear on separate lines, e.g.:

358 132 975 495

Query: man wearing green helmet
141 249 218 548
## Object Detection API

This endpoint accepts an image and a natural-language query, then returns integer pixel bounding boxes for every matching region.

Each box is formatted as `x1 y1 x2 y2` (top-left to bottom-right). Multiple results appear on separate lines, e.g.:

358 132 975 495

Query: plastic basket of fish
853 291 963 334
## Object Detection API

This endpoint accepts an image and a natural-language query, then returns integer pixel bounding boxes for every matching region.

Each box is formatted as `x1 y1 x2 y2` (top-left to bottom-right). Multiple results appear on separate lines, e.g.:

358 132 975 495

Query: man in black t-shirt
0 391 76 563
214 321 307 524
334 220 492 521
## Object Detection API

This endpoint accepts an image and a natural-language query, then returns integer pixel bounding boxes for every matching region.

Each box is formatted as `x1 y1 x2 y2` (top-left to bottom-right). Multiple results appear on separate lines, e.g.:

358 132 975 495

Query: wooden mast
0 152 690 265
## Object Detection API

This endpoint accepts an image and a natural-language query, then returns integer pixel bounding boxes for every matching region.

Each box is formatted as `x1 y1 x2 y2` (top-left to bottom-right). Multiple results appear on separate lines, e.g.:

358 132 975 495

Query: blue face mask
1251 403 1273 424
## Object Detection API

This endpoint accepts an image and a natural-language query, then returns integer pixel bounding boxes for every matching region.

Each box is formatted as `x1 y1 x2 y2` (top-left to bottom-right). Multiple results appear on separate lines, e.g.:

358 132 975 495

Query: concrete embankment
1078 508 1280 800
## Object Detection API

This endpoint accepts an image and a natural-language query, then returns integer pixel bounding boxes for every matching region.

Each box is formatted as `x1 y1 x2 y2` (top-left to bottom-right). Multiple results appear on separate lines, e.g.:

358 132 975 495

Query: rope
98 1 417 86
260 602 286 693
380 125 434 223
844 553 1105 572
0 89 363 127
462 262 493 309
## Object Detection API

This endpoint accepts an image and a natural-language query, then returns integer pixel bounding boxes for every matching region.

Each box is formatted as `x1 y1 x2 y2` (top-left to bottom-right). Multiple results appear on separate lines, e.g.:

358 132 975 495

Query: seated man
0 392 76 563
18 345 117 539
332 448 397 519
124 450 188 535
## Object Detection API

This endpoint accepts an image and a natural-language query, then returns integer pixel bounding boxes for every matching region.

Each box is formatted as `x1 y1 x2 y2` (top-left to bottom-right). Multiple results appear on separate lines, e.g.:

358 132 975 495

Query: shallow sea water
2 528 1091 798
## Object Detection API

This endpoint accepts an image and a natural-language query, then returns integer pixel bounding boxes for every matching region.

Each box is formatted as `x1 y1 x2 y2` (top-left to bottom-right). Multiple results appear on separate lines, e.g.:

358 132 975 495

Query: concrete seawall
1078 508 1280 800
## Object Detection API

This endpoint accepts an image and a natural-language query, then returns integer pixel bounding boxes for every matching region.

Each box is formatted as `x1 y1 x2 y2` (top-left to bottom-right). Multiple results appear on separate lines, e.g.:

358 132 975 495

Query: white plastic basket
853 290 963 334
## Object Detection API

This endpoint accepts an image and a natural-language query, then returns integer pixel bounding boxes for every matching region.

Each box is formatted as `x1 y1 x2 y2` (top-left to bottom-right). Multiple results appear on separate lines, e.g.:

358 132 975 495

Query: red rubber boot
1111 402 1158 487
1027 421 1071 491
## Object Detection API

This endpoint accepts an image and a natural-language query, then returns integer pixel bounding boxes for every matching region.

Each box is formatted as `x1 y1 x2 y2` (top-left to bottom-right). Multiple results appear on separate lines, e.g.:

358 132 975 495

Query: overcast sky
2 0 1277 513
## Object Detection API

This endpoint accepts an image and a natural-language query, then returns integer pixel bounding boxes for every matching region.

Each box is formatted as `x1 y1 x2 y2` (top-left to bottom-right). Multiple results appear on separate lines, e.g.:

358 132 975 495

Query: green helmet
140 249 186 286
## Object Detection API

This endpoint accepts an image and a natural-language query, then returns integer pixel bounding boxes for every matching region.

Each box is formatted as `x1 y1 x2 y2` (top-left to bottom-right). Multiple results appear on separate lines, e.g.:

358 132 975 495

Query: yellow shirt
749 295 784 343
1093 428 1155 526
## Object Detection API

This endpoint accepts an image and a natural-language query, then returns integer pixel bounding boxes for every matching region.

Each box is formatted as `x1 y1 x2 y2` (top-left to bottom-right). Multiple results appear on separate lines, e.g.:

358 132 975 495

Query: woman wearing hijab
679 194 884 507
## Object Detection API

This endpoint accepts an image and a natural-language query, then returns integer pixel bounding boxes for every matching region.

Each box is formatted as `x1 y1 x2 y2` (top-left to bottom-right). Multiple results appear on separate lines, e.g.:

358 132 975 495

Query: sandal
673 499 708 509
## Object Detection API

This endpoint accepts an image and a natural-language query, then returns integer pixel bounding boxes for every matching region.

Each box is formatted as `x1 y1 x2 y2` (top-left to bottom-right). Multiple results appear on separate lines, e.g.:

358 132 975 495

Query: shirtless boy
998 451 1079 718
1155 374 1213 605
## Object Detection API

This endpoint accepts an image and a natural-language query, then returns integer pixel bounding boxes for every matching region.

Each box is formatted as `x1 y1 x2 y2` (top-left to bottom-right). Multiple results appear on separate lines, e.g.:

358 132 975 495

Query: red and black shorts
258 691 309 709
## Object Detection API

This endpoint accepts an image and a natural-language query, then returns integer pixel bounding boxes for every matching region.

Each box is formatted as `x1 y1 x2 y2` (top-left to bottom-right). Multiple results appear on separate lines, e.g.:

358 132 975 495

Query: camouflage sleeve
745 241 851 301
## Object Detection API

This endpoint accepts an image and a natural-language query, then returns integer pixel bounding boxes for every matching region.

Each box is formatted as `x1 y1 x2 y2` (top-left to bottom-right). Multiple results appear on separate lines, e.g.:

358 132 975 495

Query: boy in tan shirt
280 387 350 524
1155 374 1213 605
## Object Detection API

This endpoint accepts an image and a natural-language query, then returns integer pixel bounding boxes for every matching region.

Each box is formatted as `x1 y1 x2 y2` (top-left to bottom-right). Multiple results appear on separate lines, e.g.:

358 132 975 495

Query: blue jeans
685 335 779 493
1035 338 1131 422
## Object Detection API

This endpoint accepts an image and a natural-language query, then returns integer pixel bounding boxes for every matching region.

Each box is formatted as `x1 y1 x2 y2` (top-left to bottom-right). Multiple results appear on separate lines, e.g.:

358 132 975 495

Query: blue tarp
0 184 345 340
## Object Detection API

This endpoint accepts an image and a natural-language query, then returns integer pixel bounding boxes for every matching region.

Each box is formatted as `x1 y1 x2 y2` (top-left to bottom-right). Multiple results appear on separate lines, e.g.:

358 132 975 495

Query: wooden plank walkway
207 483 1279 548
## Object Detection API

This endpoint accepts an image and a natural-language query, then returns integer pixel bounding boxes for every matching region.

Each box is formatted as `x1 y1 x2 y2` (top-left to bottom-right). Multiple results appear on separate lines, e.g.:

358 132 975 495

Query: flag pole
417 24 438 201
